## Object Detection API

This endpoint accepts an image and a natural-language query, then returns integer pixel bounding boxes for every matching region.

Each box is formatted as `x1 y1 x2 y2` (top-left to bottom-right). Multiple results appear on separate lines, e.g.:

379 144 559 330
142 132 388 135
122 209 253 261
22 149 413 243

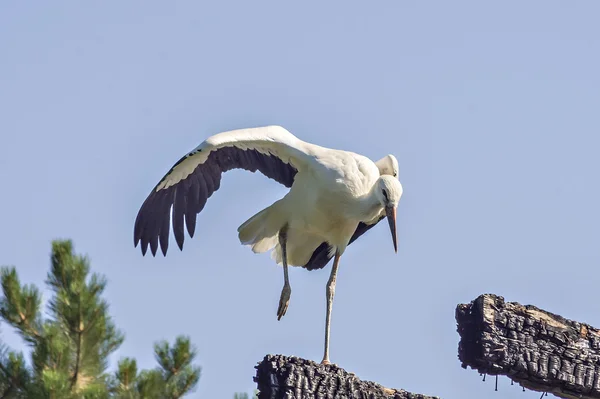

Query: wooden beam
456 293 600 399
254 354 440 399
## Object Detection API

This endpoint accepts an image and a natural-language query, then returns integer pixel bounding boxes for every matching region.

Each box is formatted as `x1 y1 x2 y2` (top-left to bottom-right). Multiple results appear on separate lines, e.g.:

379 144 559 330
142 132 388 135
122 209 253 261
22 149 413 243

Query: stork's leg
321 250 341 365
277 225 291 321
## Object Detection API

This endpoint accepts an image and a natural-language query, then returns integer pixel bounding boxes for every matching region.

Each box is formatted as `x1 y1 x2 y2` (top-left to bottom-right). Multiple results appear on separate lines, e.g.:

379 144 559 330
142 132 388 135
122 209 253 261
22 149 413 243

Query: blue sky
1 1 599 398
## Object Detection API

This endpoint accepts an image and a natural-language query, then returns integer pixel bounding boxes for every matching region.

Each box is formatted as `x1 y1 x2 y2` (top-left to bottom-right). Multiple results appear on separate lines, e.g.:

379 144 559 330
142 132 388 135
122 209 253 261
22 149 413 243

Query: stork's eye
393 172 397 177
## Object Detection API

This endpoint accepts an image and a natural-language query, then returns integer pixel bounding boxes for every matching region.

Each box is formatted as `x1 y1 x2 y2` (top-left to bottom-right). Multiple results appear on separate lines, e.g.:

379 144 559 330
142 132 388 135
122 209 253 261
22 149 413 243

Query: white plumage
134 125 403 364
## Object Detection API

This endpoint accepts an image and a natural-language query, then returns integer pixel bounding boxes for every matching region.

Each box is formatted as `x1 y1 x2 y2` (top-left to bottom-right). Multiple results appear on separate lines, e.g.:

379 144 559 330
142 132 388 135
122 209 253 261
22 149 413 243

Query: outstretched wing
303 215 386 271
134 125 314 256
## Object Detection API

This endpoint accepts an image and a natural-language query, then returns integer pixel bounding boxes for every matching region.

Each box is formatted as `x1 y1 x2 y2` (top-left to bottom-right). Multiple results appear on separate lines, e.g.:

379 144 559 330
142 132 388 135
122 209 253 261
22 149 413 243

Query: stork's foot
277 283 291 321
320 358 338 367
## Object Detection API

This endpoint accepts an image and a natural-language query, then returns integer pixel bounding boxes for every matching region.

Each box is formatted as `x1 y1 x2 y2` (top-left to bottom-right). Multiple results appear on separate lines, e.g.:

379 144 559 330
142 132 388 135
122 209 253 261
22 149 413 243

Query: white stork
134 125 403 365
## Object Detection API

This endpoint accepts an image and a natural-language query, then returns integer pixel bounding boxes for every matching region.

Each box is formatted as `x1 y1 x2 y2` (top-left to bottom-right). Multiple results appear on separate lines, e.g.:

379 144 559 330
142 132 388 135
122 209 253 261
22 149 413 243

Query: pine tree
110 337 201 399
233 390 258 399
0 239 201 398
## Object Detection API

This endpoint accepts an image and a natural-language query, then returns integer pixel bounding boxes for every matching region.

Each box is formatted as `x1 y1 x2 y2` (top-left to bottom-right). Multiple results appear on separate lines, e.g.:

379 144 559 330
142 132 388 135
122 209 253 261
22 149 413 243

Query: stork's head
375 154 399 179
375 175 403 253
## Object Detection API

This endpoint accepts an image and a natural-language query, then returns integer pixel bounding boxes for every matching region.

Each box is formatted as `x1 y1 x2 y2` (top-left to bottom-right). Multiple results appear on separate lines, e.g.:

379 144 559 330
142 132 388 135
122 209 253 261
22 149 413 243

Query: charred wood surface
456 293 600 399
254 354 440 399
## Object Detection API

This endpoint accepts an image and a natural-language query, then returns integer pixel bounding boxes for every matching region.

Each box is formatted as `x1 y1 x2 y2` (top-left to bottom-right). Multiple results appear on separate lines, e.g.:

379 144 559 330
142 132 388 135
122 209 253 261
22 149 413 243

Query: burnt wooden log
254 354 440 399
456 293 600 399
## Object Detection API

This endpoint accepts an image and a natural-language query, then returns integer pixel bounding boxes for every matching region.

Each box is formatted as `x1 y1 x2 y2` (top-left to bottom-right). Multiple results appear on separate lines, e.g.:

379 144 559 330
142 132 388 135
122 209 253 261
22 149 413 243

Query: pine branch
172 373 197 399
69 330 83 391
0 266 42 344
69 296 83 391
0 350 30 398
14 318 41 343
153 336 200 398
0 362 18 398
0 384 14 399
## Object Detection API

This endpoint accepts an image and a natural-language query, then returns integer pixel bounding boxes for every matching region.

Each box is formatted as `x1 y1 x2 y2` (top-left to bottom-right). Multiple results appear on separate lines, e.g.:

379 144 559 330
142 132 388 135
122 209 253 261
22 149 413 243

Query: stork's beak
385 206 398 253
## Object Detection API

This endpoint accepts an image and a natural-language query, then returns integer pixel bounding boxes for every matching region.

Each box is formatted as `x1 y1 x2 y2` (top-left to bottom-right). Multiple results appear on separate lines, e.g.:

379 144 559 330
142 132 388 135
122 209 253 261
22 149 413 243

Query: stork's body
134 125 403 364
242 150 385 265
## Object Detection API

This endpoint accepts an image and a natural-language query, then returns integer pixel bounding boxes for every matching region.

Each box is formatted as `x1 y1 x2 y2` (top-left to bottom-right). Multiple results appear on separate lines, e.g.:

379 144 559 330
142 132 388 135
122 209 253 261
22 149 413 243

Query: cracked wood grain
254 354 440 399
456 293 600 399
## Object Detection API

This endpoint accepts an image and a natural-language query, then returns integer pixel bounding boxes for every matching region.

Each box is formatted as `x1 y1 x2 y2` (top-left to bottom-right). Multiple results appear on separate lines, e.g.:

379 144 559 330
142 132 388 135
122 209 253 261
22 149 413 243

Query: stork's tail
237 200 286 255
238 201 326 267
270 229 329 266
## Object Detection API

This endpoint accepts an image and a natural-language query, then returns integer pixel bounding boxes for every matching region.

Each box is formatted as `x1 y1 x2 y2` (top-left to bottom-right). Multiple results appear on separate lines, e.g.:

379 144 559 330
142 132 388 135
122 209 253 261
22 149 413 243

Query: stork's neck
354 184 385 222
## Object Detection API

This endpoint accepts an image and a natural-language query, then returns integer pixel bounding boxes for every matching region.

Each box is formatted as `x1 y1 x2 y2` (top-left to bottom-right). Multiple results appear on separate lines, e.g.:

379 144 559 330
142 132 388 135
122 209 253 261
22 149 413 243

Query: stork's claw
277 284 291 320
320 358 339 367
